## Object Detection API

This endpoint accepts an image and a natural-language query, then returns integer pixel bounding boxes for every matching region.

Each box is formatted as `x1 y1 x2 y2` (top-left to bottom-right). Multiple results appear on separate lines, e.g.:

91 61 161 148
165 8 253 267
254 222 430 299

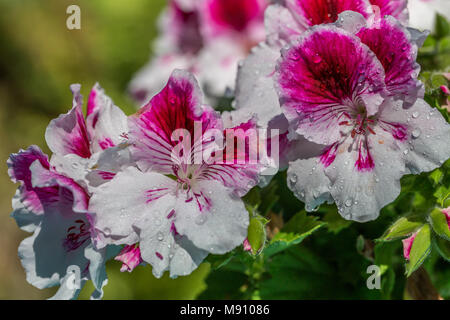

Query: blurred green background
0 0 210 299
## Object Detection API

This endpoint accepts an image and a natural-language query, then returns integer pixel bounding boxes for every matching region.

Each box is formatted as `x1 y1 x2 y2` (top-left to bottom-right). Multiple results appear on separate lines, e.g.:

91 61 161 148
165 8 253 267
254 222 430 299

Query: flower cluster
7 0 450 299
129 0 269 104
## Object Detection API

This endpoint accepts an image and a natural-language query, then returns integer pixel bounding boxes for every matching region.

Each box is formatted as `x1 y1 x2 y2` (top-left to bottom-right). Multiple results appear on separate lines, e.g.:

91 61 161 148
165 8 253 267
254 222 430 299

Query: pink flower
233 0 411 131
91 70 261 278
279 14 450 221
7 84 131 299
115 245 143 272
402 232 417 260
129 0 269 104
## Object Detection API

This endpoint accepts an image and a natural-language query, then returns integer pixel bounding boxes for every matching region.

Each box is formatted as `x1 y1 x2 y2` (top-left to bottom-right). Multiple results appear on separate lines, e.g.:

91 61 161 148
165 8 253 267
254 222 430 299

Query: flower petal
89 166 176 248
379 99 450 175
324 126 406 222
277 25 386 146
234 41 282 128
30 160 89 213
85 83 128 154
357 16 424 106
7 145 53 214
129 69 217 174
45 84 91 158
173 180 249 254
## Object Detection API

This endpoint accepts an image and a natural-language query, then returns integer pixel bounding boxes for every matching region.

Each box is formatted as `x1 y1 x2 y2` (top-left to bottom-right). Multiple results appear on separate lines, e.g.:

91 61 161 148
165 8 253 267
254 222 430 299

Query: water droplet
403 149 409 155
412 111 419 118
412 128 421 138
195 215 206 225
345 199 352 207
290 52 300 61
312 53 322 64
401 44 408 52
104 228 111 236
157 232 164 241
290 174 298 183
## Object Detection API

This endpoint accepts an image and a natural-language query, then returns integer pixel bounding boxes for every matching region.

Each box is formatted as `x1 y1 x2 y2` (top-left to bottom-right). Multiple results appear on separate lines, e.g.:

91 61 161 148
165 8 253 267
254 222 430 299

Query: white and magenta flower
8 146 109 300
46 83 130 192
129 0 268 105
279 14 450 221
7 84 130 299
233 0 409 130
91 70 260 278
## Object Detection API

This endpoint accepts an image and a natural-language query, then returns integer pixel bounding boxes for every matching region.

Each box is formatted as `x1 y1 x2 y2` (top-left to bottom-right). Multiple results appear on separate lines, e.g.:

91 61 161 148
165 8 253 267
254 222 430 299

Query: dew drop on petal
313 53 322 64
412 129 421 138
412 111 419 119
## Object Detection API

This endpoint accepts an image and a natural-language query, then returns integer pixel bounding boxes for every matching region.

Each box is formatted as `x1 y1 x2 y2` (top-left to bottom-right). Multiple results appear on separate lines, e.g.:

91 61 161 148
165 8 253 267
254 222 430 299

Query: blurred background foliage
0 0 211 299
0 0 449 300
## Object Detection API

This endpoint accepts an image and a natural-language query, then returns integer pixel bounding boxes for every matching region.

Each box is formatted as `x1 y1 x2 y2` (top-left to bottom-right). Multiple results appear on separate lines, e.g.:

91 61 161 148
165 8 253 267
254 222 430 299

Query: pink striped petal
357 16 423 106
277 26 386 146
45 84 91 158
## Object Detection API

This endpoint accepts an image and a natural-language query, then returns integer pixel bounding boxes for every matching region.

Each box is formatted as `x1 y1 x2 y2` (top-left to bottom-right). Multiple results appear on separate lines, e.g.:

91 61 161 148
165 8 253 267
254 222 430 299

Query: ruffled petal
323 127 406 222
356 16 424 106
173 180 249 254
379 99 450 175
234 41 282 128
85 83 128 154
129 69 217 174
11 190 42 233
89 166 176 248
45 84 91 158
30 160 89 213
7 145 53 214
277 25 386 146
18 207 90 293
265 3 303 46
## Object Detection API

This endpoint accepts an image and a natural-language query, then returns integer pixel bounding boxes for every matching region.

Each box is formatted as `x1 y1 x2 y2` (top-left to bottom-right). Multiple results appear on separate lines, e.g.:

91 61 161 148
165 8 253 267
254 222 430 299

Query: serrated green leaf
434 236 450 261
263 211 324 258
379 216 424 241
434 185 450 207
429 169 443 186
429 208 450 240
406 224 432 277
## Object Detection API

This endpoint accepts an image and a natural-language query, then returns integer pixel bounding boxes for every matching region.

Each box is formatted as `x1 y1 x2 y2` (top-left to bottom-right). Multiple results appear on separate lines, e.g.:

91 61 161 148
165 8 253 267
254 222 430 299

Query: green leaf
378 216 424 241
429 169 444 186
406 224 432 277
263 211 324 258
435 14 450 39
206 251 237 270
323 208 352 234
429 208 450 240
434 185 450 207
247 216 267 254
434 236 450 261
